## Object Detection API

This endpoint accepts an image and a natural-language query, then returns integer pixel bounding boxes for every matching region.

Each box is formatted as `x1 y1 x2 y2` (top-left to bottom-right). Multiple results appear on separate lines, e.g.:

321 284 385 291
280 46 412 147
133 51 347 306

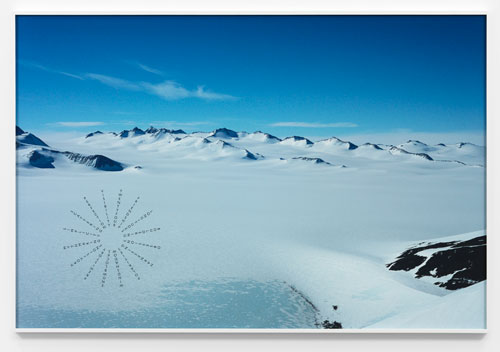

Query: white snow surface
16 128 486 329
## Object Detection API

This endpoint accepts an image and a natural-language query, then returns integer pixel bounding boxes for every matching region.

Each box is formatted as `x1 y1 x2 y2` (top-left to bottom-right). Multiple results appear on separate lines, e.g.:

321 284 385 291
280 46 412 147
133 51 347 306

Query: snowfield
16 127 486 329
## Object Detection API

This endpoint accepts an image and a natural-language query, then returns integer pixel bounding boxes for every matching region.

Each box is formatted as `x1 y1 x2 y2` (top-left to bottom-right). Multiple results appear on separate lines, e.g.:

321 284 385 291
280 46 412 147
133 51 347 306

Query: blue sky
16 15 486 142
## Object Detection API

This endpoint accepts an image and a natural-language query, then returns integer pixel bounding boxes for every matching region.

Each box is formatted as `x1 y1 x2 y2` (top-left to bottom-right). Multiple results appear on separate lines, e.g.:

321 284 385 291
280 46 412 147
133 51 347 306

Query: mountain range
16 125 485 171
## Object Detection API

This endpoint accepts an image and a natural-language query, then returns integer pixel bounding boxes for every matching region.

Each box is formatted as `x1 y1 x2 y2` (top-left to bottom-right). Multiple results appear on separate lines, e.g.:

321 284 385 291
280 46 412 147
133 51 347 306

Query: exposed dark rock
131 127 145 135
387 236 486 290
317 137 358 150
16 132 49 147
168 129 186 134
362 143 383 150
416 153 434 161
85 131 103 138
252 131 281 142
211 128 239 138
282 136 314 145
416 245 486 290
216 140 232 148
435 159 467 166
157 127 186 134
387 241 457 271
145 126 159 134
243 150 261 160
64 152 124 171
118 127 145 138
118 130 129 138
346 142 358 150
28 150 55 168
16 126 25 136
322 320 342 329
292 157 331 165
389 146 433 161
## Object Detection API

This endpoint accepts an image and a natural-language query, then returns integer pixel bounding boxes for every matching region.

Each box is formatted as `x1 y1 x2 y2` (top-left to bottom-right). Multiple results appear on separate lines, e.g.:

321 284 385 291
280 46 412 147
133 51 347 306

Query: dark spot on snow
435 159 467 166
292 157 331 165
322 320 343 329
243 150 260 160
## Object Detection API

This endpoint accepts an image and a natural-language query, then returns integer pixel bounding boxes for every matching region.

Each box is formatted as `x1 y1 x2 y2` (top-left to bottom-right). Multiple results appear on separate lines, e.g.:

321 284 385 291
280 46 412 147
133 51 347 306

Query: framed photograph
15 14 486 332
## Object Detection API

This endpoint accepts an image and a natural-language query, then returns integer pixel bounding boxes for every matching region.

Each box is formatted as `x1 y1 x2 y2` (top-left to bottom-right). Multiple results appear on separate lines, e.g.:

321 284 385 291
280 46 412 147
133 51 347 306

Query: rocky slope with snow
17 127 125 171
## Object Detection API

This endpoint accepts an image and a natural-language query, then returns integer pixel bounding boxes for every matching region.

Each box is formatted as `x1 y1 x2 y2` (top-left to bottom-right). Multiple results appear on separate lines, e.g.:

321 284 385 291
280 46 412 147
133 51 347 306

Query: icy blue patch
17 279 319 328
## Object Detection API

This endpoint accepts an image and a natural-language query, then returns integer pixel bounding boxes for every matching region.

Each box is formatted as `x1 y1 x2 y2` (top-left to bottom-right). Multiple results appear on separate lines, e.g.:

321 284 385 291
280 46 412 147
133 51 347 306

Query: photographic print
15 15 486 330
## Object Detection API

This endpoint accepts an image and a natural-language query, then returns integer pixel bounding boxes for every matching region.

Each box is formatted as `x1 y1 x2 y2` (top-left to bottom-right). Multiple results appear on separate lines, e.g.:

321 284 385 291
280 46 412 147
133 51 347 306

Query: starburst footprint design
62 189 161 287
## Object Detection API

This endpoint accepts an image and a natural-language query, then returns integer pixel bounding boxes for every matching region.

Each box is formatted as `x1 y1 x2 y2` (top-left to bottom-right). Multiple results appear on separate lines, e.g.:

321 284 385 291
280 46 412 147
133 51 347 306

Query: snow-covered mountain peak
85 131 104 138
315 137 358 150
244 131 282 143
16 126 49 147
145 126 159 134
359 143 383 150
209 128 239 139
118 127 145 138
389 146 434 161
214 140 233 149
406 139 426 145
280 136 314 146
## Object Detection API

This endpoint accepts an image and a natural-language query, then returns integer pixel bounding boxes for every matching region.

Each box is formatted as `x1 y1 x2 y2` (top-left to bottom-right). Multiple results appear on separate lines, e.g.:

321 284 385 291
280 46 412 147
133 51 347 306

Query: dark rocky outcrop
64 152 124 171
292 157 331 165
322 320 343 329
210 128 239 138
85 131 103 138
28 150 55 168
387 236 486 290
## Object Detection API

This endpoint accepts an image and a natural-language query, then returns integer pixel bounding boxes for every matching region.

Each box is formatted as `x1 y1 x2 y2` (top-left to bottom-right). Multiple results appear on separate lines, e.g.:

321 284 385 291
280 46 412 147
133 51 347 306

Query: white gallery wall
1 0 499 351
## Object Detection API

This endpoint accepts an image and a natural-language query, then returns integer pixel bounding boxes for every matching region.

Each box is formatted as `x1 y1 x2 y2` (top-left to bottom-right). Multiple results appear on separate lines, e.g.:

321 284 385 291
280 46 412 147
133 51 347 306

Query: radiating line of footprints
63 189 161 287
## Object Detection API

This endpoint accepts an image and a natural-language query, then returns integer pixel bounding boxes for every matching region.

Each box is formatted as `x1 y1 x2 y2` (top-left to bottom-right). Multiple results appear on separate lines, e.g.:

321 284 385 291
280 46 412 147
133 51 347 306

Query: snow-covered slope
280 136 314 147
367 281 485 329
241 131 281 143
75 126 484 169
16 127 126 172
16 125 486 329
17 128 49 147
313 137 358 151
209 127 239 139
397 140 485 166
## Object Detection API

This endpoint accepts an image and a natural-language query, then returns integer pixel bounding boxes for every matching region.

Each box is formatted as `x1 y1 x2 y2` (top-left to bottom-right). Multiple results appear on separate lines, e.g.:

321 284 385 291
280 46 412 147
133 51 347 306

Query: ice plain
16 127 486 329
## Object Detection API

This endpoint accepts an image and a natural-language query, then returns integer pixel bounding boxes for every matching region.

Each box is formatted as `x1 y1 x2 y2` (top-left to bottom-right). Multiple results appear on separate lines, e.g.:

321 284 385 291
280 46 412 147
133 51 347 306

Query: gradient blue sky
16 15 486 142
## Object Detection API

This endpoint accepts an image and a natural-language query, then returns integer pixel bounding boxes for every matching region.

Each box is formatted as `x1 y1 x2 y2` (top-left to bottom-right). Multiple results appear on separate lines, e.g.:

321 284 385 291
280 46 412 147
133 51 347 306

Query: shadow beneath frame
17 332 486 342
